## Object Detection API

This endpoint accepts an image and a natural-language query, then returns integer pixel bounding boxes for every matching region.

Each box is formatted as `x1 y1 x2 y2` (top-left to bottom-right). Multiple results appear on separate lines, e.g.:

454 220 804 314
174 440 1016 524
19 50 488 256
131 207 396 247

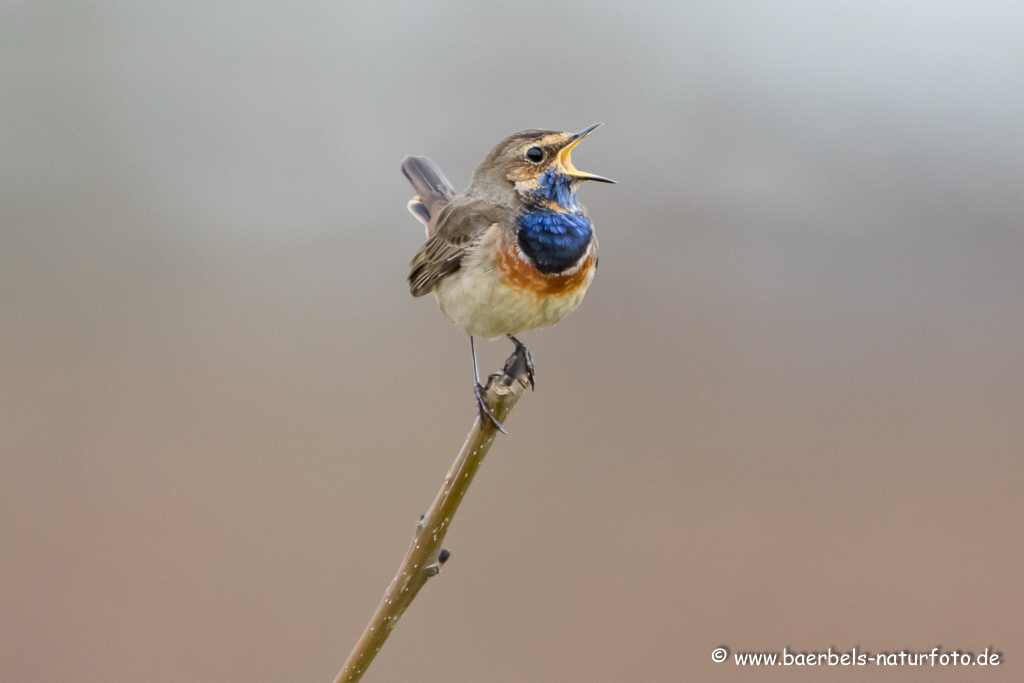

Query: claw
474 382 507 434
507 336 535 390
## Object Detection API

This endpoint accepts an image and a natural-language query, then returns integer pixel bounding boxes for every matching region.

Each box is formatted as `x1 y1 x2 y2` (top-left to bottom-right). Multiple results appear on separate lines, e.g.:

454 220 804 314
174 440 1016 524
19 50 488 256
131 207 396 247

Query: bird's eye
525 146 544 163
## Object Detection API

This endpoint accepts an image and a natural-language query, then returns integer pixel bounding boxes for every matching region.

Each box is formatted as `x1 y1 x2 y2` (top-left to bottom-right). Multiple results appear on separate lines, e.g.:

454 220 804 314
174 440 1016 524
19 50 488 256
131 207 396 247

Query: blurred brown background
2 2 1022 681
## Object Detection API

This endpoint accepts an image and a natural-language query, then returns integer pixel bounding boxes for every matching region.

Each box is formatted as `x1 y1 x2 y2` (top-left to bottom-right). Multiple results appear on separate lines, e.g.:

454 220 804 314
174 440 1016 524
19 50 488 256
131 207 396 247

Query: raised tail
401 156 455 235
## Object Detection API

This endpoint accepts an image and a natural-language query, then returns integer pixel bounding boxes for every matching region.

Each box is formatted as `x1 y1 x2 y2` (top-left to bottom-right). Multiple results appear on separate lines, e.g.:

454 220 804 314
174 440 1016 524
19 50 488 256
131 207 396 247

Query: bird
402 124 614 432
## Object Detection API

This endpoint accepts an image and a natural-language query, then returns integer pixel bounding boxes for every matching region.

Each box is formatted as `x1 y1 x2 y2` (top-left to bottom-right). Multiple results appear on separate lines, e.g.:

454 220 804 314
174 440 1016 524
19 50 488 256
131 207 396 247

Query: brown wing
408 199 506 297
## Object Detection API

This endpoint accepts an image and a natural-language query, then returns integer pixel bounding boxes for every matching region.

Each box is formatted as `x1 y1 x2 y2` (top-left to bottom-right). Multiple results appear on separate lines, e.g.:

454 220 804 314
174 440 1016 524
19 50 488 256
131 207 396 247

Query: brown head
469 124 614 204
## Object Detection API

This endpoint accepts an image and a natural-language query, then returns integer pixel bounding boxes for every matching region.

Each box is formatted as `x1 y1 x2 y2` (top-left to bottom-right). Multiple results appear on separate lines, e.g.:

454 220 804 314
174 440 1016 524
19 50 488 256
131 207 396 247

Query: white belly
433 227 595 339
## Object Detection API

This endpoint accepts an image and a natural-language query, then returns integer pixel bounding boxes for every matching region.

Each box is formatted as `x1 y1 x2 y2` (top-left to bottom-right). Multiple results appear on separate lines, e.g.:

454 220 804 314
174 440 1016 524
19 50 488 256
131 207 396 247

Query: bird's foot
507 336 535 390
474 382 507 434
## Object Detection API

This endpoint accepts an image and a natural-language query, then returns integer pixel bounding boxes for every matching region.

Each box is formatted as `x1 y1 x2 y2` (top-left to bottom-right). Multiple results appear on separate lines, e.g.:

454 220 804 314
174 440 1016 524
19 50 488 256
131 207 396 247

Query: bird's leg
470 336 507 434
506 335 535 390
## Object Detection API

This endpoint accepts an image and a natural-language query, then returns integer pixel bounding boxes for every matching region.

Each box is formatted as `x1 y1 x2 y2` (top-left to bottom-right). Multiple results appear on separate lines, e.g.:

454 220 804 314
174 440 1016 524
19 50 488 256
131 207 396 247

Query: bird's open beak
557 123 616 184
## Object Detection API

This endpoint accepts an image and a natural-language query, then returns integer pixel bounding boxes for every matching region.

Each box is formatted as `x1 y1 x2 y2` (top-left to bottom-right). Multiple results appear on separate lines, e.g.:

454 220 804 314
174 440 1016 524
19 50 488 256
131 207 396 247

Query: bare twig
333 352 533 683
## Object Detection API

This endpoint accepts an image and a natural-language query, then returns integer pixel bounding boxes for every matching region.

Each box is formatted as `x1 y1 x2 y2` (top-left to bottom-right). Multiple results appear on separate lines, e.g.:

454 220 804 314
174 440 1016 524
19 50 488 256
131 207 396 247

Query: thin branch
333 352 533 683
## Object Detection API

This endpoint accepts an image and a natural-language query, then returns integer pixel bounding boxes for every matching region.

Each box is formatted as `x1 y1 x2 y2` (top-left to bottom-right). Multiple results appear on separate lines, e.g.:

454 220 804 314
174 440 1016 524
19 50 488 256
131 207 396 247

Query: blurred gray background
2 1 1022 681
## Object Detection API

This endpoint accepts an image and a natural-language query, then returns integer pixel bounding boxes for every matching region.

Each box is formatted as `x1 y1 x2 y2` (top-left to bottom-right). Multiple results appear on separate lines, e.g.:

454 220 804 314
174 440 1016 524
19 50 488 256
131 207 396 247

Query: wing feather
407 200 507 297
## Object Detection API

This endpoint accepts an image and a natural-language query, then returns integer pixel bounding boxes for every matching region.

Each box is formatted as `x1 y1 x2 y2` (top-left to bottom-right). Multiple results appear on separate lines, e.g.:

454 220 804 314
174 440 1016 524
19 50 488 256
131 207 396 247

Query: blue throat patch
517 169 593 274
537 168 579 210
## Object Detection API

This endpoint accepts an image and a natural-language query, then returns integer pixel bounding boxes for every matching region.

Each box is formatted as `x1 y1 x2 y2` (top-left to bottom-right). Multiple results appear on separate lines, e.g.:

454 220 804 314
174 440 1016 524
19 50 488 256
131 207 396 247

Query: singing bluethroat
403 124 614 432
